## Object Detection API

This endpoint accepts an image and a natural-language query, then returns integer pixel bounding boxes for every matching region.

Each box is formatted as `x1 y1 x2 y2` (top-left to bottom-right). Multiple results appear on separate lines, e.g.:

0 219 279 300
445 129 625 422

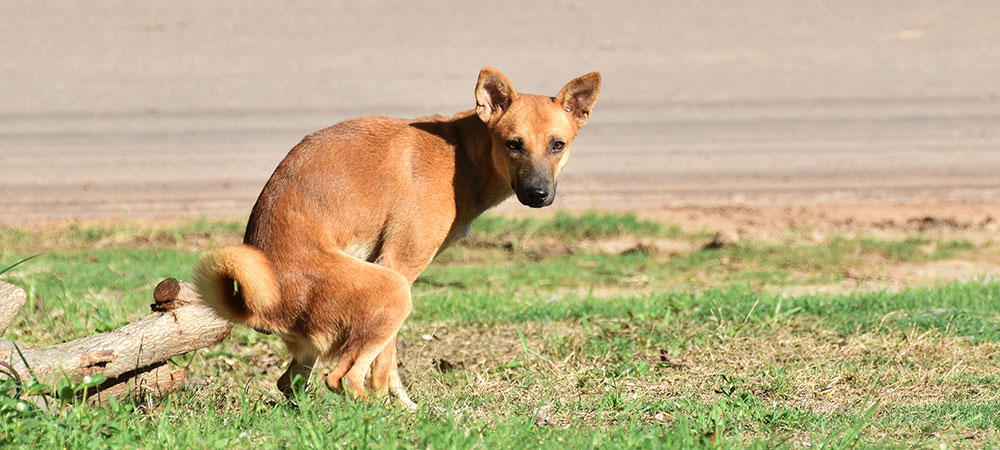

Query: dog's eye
551 141 566 153
505 140 522 152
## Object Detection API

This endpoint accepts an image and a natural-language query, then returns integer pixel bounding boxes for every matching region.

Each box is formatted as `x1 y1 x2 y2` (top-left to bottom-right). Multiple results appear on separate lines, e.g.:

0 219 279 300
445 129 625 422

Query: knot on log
152 278 199 311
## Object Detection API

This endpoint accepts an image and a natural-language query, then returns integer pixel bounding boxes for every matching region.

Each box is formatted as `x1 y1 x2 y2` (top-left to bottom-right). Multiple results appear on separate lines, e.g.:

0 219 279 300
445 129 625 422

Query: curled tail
194 244 284 333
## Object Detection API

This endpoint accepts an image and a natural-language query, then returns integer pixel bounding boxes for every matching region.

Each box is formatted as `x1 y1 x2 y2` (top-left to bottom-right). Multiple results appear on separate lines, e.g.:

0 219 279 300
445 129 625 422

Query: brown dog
195 68 600 408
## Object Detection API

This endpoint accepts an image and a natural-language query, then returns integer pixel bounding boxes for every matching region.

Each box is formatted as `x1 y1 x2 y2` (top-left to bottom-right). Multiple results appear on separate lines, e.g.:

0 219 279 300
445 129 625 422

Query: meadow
1 212 999 448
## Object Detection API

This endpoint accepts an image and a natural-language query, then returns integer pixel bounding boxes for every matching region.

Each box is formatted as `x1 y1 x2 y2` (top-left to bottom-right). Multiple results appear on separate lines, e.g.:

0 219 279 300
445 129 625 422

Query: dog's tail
194 244 283 332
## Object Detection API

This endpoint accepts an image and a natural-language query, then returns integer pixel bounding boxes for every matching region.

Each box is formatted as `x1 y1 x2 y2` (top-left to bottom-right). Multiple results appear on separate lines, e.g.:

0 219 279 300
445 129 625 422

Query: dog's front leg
277 355 317 399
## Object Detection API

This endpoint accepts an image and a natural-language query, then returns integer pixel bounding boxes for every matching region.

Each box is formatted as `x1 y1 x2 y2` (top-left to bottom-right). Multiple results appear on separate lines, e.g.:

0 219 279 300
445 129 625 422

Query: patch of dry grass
401 318 999 411
181 311 1000 446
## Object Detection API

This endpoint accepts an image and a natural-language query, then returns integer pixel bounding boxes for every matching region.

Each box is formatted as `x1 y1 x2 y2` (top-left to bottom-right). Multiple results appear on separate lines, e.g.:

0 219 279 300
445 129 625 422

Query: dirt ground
2 1 999 238
637 202 1000 239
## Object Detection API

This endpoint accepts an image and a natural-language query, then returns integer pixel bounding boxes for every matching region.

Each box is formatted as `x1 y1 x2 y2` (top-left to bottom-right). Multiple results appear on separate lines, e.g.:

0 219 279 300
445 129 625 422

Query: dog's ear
555 72 601 128
475 67 518 124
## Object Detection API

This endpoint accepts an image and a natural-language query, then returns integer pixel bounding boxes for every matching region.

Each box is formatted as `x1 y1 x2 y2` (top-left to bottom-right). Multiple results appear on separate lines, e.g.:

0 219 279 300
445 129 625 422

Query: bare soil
636 202 1000 240
2 1 999 228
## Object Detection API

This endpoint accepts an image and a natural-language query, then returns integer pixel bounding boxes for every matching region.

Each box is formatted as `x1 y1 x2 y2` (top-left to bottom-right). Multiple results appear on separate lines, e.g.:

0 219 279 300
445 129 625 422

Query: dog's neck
450 111 514 223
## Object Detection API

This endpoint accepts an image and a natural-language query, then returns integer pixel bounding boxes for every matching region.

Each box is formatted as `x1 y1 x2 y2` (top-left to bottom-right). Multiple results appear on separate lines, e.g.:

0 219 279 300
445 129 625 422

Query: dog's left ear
555 72 601 128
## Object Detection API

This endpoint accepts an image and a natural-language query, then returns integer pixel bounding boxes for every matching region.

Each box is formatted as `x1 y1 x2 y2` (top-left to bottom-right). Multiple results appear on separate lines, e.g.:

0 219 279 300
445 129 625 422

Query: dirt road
2 1 999 225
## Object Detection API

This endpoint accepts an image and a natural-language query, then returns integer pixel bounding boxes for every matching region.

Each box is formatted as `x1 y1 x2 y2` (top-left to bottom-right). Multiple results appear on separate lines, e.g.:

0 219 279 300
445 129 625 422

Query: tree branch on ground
0 278 231 402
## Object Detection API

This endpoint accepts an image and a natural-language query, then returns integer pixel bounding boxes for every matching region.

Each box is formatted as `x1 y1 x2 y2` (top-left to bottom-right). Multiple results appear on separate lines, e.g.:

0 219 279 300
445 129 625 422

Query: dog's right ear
475 67 518 124
555 72 601 128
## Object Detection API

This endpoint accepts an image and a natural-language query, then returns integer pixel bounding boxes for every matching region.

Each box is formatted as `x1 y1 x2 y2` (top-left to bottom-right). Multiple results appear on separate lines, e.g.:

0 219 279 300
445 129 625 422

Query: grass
469 210 689 240
1 212 999 448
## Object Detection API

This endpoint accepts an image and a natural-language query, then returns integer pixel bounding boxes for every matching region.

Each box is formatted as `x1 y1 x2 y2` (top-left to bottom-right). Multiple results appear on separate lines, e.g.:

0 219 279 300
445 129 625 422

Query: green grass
855 236 978 262
407 281 1000 343
470 210 692 240
2 248 198 343
1 213 999 448
0 217 245 253
1 387 759 449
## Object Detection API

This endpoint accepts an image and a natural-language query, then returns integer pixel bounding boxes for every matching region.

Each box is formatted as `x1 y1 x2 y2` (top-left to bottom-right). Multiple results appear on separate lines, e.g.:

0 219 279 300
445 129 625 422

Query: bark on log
0 281 27 335
0 279 230 396
91 362 186 403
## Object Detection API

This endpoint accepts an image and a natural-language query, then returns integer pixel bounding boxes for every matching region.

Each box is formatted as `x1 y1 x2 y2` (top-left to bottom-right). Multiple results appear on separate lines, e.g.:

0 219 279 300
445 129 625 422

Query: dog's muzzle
515 184 555 208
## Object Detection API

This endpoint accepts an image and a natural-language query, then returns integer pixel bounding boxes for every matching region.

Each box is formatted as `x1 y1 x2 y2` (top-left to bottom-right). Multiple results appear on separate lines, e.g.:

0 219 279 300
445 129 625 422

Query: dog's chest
438 222 471 254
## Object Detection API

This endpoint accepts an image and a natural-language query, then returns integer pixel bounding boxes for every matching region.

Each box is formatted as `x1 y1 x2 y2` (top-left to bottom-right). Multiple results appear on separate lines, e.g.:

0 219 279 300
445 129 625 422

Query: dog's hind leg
367 336 416 409
328 329 407 402
311 252 412 401
366 335 396 394
325 334 397 400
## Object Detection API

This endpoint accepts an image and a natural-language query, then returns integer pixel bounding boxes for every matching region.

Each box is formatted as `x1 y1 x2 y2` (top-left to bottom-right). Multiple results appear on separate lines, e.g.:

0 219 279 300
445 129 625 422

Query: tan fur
194 244 280 332
195 68 600 407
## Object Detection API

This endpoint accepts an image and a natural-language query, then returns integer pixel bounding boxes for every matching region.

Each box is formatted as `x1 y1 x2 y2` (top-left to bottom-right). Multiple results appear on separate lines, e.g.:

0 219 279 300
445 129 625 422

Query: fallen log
0 278 231 400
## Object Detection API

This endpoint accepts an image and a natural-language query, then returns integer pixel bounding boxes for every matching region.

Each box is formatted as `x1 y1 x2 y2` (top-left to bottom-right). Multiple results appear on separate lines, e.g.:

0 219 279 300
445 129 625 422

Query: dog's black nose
526 187 549 203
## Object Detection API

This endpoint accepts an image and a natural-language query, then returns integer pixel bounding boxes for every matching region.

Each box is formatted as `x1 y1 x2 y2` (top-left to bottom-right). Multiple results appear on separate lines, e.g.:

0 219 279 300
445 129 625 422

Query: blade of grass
0 253 42 276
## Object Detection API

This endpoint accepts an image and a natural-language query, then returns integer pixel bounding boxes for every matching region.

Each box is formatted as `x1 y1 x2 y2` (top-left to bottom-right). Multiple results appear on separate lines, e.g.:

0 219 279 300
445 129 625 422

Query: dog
195 68 600 408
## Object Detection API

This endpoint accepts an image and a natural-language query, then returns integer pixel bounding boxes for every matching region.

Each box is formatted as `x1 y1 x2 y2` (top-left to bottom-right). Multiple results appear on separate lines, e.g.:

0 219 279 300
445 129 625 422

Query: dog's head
475 68 600 208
